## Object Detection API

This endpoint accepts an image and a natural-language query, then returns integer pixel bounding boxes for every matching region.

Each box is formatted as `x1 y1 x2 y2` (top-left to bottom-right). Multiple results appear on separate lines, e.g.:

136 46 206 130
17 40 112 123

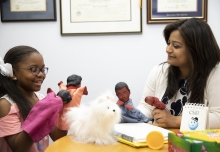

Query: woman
137 18 220 128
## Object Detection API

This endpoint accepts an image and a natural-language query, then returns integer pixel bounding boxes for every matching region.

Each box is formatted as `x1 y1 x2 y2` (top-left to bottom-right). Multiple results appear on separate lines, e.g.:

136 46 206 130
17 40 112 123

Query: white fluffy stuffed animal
65 92 121 145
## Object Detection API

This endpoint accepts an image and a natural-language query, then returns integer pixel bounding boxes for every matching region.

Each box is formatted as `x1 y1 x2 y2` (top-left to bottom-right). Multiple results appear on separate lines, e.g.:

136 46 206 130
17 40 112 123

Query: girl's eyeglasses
20 67 49 76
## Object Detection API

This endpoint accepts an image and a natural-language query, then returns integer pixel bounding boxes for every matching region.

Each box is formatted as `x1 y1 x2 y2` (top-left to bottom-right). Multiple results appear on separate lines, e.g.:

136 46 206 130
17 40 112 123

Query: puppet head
145 96 166 109
66 74 82 87
115 82 130 102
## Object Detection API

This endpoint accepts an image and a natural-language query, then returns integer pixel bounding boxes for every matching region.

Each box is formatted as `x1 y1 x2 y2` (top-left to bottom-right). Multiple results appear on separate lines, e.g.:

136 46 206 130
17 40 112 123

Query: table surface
46 126 179 152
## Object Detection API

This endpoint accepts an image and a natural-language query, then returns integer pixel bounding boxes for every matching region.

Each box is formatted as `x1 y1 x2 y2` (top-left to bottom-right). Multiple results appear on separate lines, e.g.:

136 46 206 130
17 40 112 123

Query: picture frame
0 0 56 22
147 0 207 24
60 0 142 35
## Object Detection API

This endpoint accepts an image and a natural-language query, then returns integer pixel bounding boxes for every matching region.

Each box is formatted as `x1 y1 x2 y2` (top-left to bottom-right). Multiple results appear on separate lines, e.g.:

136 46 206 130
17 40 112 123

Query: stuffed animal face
91 93 121 124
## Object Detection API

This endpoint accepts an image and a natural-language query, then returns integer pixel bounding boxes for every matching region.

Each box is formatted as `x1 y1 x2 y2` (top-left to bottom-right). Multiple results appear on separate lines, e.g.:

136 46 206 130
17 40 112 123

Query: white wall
0 0 220 107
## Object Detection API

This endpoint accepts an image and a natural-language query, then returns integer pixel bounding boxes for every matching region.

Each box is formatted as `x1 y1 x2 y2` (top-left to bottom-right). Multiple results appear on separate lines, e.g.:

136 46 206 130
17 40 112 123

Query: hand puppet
65 91 121 145
22 88 70 142
56 74 88 130
145 96 166 109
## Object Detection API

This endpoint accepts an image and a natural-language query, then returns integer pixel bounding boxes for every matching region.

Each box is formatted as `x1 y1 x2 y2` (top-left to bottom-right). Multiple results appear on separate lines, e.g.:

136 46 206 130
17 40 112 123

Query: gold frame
147 0 208 24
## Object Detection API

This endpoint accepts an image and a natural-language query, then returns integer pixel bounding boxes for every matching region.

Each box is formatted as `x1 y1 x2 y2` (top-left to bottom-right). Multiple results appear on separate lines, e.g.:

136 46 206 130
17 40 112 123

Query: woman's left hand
152 108 181 127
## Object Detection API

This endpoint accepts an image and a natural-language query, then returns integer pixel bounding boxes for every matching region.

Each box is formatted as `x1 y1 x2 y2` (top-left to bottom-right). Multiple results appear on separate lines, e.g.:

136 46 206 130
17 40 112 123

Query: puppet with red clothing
56 74 88 130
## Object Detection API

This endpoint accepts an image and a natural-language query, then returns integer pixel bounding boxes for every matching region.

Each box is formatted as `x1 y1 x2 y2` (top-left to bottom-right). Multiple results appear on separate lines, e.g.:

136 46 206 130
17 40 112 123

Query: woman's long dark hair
0 46 40 119
163 18 220 103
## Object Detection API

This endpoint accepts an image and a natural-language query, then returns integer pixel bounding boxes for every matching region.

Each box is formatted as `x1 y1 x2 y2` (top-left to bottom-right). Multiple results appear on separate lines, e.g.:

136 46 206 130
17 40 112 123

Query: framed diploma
60 0 142 35
0 0 56 22
147 0 207 24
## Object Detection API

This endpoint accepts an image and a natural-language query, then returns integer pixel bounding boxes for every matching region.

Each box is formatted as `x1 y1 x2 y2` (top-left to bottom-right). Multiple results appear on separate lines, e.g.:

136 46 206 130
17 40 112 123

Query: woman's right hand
152 108 182 128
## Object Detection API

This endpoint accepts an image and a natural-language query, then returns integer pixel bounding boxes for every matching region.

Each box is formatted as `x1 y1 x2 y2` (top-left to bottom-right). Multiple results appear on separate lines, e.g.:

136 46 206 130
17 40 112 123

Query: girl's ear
12 68 17 80
11 76 17 81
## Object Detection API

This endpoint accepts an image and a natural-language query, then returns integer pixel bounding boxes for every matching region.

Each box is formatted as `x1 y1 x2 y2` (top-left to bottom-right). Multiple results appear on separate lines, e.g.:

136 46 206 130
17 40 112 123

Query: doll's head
66 74 82 87
115 82 130 102
145 96 166 109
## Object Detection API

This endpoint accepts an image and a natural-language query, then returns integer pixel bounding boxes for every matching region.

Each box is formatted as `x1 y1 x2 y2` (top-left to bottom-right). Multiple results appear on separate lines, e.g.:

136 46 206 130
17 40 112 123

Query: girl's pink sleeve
0 104 22 137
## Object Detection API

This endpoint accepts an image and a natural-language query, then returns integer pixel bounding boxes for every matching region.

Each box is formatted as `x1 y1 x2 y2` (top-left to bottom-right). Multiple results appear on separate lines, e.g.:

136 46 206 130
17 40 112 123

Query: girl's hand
152 108 181 128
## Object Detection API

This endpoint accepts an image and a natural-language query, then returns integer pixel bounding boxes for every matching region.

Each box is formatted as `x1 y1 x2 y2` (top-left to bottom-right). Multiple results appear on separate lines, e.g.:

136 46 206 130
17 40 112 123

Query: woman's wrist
164 115 182 128
169 115 182 128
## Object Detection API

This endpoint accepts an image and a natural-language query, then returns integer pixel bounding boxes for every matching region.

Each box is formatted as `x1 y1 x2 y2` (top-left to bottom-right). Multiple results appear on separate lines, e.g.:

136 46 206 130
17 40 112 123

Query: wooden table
46 128 179 152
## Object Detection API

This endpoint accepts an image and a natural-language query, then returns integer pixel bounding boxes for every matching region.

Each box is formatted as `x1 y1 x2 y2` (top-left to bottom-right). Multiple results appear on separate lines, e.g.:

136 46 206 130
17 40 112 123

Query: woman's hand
152 108 182 128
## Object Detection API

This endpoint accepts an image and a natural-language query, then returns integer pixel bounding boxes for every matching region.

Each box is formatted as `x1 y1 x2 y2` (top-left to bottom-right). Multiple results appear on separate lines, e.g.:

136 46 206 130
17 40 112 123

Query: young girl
0 46 68 152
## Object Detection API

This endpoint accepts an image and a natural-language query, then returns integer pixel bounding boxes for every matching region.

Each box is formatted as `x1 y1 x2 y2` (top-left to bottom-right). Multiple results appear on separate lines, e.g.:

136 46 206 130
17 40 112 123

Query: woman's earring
13 77 17 80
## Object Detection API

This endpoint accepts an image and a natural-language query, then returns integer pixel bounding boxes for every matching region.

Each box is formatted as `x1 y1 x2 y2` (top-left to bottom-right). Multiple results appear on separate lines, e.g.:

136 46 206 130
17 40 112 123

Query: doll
145 96 166 109
115 82 148 123
56 74 88 130
58 74 88 106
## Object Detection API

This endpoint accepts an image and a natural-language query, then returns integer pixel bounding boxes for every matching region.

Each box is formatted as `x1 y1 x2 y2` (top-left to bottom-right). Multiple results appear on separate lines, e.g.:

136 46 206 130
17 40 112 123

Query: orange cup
146 131 164 150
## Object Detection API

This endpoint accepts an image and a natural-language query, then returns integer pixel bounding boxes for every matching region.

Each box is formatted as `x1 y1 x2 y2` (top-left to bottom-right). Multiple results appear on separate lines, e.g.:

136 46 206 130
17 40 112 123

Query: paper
157 0 197 12
10 0 46 12
113 123 171 142
70 0 131 22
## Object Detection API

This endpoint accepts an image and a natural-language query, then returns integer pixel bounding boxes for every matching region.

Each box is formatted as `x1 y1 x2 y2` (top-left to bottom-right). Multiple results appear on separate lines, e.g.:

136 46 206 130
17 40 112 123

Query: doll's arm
145 96 166 109
58 81 67 90
125 104 133 110
117 100 133 110
83 86 88 95
117 100 124 106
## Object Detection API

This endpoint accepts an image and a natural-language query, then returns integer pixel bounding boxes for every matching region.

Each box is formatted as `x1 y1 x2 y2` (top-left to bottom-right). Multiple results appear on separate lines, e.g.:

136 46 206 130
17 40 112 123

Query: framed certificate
147 0 207 24
1 0 56 22
60 0 142 35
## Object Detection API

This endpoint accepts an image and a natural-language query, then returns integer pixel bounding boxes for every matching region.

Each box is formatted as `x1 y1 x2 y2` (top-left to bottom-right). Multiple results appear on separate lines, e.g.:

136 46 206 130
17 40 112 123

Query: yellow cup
146 131 164 150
